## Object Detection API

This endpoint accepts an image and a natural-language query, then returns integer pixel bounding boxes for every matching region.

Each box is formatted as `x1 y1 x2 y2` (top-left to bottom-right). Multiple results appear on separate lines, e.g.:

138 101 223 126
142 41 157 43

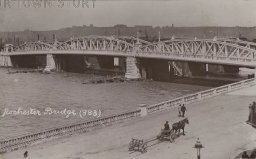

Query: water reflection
0 68 210 139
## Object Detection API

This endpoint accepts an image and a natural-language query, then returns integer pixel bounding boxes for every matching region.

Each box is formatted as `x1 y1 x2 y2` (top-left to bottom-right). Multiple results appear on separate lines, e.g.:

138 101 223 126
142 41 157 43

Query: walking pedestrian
178 104 182 117
248 102 256 123
181 104 187 117
248 103 253 122
24 151 28 158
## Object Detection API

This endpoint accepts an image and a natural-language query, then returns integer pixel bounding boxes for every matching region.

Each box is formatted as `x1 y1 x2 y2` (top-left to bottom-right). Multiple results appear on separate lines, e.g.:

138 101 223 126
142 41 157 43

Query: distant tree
114 24 127 28
239 37 248 41
152 35 158 42
118 29 121 36
138 30 142 38
104 30 109 36
53 34 56 41
13 36 16 45
0 38 3 51
144 29 149 41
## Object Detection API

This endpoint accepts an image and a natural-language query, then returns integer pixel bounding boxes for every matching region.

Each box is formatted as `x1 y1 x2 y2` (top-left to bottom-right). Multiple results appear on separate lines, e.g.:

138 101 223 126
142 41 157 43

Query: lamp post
193 138 204 159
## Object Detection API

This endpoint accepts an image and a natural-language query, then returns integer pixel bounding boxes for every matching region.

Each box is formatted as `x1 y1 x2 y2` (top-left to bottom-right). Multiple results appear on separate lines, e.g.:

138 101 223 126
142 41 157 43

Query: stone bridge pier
0 44 13 67
125 39 143 80
0 55 13 67
125 56 141 79
44 54 56 72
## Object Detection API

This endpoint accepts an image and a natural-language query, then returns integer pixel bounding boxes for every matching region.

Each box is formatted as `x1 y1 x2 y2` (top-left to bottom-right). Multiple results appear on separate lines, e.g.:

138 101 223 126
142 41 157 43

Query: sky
0 0 256 32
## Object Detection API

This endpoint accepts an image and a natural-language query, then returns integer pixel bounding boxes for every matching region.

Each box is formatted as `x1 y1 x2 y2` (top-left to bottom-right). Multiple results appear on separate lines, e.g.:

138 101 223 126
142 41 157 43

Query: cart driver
164 121 170 131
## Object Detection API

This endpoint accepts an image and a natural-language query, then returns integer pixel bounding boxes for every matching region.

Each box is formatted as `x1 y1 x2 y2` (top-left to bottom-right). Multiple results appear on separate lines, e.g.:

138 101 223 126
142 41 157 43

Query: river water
0 68 211 140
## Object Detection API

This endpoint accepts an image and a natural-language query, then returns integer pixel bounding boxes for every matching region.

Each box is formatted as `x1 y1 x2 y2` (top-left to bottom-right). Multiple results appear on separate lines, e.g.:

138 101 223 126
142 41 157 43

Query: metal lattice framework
138 38 256 59
13 41 53 52
2 36 256 67
219 38 256 50
56 36 136 52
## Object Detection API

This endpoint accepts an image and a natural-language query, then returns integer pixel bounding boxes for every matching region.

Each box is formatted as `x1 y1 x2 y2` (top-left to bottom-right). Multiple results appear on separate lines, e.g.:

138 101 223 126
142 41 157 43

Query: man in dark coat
181 104 187 117
248 102 256 123
164 121 170 131
24 151 28 158
178 104 182 117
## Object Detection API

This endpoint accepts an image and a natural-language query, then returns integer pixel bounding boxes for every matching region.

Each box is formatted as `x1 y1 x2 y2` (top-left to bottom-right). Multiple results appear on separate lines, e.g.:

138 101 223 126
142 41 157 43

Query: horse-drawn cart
128 118 189 153
157 129 175 142
128 138 147 153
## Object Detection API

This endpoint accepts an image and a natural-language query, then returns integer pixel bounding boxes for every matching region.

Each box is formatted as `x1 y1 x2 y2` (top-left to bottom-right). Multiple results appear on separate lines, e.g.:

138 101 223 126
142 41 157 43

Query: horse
172 118 189 135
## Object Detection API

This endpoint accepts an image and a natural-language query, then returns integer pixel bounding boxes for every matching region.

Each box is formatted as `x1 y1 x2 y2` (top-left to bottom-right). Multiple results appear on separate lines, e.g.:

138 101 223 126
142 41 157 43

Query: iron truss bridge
2 36 256 67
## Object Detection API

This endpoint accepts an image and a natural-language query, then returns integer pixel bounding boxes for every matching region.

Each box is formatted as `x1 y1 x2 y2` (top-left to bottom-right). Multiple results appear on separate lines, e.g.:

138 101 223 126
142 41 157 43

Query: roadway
2 50 256 67
2 85 256 159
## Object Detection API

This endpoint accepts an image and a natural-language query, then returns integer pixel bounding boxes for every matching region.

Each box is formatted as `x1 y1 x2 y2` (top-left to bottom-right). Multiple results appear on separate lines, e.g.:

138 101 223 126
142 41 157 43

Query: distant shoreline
0 26 255 48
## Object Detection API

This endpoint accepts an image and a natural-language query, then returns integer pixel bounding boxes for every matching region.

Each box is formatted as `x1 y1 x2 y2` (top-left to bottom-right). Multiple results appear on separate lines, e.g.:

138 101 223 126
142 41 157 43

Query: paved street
2 85 256 159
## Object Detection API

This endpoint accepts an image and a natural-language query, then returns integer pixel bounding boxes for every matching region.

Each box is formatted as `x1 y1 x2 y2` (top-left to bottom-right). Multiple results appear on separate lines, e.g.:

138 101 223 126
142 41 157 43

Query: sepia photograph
0 0 256 158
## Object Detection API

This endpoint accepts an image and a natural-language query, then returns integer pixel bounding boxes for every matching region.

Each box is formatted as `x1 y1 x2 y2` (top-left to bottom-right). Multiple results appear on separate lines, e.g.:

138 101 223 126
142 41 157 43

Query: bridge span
1 36 256 79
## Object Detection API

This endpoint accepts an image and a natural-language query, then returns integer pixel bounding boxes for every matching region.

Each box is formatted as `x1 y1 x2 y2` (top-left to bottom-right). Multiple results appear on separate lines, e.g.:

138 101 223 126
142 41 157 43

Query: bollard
249 103 255 124
139 104 148 117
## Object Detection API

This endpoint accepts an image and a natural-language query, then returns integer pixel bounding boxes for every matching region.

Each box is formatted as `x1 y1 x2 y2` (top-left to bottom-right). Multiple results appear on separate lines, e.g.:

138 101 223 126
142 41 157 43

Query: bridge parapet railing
0 109 141 153
4 48 256 66
136 51 256 63
53 48 134 52
147 78 255 114
215 85 229 94
0 78 255 153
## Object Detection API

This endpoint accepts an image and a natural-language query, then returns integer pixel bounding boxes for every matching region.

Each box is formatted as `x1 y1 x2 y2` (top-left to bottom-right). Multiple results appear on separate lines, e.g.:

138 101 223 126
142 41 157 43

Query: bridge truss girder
56 36 135 53
139 39 256 60
13 41 53 52
3 36 256 67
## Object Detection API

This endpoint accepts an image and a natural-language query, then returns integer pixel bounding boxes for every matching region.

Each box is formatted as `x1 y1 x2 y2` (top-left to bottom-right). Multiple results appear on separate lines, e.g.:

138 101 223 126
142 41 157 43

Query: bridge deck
3 86 256 159
2 50 256 67
2 37 256 67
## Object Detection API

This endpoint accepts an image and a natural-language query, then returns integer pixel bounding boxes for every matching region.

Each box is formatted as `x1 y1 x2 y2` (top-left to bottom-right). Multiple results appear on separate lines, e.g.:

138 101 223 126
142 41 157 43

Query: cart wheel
170 136 174 143
141 144 147 153
128 141 133 151
170 134 175 142
169 135 172 143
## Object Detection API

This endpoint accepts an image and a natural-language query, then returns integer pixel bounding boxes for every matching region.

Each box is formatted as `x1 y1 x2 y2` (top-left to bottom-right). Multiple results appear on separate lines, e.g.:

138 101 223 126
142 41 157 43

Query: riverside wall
0 78 255 154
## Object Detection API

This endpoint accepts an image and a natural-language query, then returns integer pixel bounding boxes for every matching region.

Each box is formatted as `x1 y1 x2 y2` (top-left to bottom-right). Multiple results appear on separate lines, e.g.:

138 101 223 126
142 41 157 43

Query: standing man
248 102 256 124
248 103 253 123
178 104 182 117
181 104 187 117
24 151 28 158
252 102 256 124
164 121 170 131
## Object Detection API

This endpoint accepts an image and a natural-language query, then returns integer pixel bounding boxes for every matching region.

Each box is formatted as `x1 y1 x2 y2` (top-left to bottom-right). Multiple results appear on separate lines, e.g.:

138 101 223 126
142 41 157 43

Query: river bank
0 68 211 140
2 84 256 159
